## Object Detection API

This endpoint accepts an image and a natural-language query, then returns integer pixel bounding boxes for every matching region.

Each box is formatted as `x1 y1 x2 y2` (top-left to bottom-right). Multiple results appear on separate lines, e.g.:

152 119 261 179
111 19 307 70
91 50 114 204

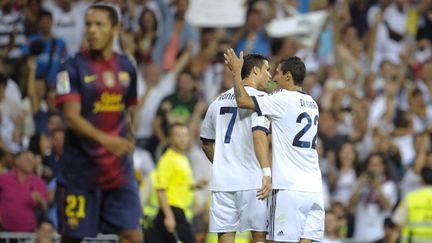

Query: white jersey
200 87 270 191
253 89 322 192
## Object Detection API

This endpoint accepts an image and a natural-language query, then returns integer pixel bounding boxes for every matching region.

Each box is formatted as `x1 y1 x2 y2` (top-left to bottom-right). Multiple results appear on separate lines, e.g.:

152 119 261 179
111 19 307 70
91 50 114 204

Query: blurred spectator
232 8 270 56
24 57 57 135
152 70 202 155
23 0 44 36
44 0 89 55
189 28 226 79
392 166 432 243
318 109 347 156
134 8 159 65
35 219 54 243
28 132 56 183
323 210 342 243
0 151 48 232
23 10 67 87
0 0 26 60
152 0 199 71
135 45 192 158
348 153 398 242
329 142 358 206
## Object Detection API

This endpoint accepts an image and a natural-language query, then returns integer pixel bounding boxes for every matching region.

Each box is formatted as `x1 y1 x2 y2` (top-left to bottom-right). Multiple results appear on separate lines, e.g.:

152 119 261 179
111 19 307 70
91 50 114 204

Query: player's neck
243 78 256 89
89 48 113 61
171 146 185 154
41 32 52 40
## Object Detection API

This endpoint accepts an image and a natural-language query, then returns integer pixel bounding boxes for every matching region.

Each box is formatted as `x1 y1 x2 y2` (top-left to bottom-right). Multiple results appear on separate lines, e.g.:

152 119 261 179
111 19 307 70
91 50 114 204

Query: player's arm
62 101 133 157
127 105 137 142
201 139 214 163
254 129 271 200
155 157 176 233
156 189 176 233
224 49 255 110
252 114 271 200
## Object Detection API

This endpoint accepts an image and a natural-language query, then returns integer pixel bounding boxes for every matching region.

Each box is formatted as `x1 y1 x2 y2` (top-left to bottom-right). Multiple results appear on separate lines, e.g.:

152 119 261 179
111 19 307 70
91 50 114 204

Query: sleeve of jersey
154 156 174 190
251 113 270 134
200 104 215 143
55 60 81 106
252 93 287 119
125 59 138 106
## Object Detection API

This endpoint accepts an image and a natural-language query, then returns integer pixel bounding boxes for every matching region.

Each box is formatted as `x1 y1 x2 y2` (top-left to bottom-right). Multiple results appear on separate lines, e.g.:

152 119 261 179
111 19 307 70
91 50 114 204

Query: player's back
202 87 269 191
266 90 322 192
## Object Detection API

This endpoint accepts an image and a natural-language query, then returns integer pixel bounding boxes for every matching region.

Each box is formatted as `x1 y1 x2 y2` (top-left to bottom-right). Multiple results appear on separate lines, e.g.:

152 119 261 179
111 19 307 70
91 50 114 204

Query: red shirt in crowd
0 170 47 232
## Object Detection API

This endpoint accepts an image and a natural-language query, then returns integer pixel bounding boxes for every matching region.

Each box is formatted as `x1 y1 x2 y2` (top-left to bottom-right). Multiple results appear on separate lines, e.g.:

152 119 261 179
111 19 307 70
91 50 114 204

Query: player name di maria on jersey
300 98 318 109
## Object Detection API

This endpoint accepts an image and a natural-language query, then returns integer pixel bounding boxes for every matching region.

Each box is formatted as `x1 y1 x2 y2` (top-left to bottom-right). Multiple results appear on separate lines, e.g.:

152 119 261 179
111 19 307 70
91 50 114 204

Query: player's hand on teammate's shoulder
257 176 272 200
224 48 243 75
100 135 134 157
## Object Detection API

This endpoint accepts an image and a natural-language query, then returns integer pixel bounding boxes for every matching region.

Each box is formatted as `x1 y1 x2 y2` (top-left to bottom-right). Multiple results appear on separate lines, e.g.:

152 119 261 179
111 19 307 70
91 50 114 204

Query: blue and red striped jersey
55 50 137 190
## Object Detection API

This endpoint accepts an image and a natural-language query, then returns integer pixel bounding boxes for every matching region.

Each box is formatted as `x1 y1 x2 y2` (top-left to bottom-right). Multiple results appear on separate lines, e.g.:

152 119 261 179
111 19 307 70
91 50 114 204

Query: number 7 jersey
252 89 322 192
200 87 270 191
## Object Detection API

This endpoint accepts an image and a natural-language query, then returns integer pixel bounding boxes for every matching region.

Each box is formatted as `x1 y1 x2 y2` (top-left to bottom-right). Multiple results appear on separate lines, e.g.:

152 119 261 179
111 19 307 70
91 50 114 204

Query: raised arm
224 49 255 110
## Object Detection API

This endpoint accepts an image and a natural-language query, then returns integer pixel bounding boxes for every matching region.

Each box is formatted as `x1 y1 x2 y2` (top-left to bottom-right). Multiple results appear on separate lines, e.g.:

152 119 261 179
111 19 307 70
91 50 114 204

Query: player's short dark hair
421 166 432 185
87 4 119 26
168 122 188 136
279 56 306 86
241 54 269 80
39 9 52 21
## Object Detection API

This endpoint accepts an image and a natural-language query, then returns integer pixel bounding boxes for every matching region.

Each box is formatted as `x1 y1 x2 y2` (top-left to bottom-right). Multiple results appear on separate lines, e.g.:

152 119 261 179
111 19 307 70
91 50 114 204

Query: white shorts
267 189 324 242
209 190 267 233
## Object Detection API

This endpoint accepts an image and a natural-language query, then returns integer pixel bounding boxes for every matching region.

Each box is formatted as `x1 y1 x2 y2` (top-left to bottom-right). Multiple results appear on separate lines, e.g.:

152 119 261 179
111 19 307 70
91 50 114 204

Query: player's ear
284 71 292 82
253 66 260 76
112 23 121 35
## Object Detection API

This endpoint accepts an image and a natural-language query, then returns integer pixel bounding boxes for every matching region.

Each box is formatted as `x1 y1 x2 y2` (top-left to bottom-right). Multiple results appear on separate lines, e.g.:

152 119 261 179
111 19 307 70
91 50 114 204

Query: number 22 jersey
252 89 322 192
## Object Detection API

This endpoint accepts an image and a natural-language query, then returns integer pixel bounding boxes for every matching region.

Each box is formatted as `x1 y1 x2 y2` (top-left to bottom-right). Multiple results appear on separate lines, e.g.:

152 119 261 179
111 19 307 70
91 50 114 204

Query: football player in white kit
200 54 272 243
225 49 324 243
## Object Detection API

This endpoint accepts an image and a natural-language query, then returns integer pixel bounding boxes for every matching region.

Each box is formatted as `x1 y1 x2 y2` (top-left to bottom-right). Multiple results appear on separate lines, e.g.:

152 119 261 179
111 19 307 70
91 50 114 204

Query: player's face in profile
85 9 118 51
273 64 285 88
256 60 271 90
170 126 190 152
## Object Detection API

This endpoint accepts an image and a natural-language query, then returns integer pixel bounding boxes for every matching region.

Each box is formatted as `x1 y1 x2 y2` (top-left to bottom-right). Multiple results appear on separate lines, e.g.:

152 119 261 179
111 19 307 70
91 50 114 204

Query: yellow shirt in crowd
155 148 193 212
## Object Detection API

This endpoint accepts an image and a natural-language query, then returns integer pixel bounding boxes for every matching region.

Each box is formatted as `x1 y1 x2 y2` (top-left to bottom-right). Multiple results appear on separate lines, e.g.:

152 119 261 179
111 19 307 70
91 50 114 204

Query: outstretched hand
224 48 244 76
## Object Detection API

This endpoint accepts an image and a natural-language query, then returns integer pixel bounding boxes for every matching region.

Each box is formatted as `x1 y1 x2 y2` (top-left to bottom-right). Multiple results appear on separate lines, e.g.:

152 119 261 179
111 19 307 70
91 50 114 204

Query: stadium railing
0 232 119 243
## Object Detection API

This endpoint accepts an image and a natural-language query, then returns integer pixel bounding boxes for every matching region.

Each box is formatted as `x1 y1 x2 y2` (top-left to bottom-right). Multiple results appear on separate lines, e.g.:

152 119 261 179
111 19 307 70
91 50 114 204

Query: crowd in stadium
0 0 431 242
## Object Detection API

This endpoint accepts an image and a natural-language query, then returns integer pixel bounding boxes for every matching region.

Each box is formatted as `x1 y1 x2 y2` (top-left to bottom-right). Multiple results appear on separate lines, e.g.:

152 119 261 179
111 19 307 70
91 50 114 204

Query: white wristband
262 167 271 177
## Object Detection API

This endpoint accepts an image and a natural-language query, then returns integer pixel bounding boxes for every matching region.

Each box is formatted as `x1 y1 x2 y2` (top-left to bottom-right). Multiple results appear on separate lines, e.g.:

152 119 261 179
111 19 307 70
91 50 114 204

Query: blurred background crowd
0 0 431 242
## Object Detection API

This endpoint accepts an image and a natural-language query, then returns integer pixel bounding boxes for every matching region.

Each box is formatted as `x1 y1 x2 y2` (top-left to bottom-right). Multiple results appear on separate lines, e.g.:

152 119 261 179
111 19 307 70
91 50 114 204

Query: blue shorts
56 176 142 238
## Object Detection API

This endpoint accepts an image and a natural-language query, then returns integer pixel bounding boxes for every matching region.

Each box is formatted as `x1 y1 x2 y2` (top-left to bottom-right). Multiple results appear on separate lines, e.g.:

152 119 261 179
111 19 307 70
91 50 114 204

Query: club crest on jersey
119 71 130 87
56 70 71 94
103 71 115 88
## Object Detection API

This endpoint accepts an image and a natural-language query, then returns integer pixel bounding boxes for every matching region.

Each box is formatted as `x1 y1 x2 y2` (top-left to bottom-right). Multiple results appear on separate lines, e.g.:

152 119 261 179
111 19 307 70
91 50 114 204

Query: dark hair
28 133 44 156
240 54 269 80
0 73 7 86
279 56 306 85
87 4 119 26
421 166 432 185
139 8 157 32
39 9 52 21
